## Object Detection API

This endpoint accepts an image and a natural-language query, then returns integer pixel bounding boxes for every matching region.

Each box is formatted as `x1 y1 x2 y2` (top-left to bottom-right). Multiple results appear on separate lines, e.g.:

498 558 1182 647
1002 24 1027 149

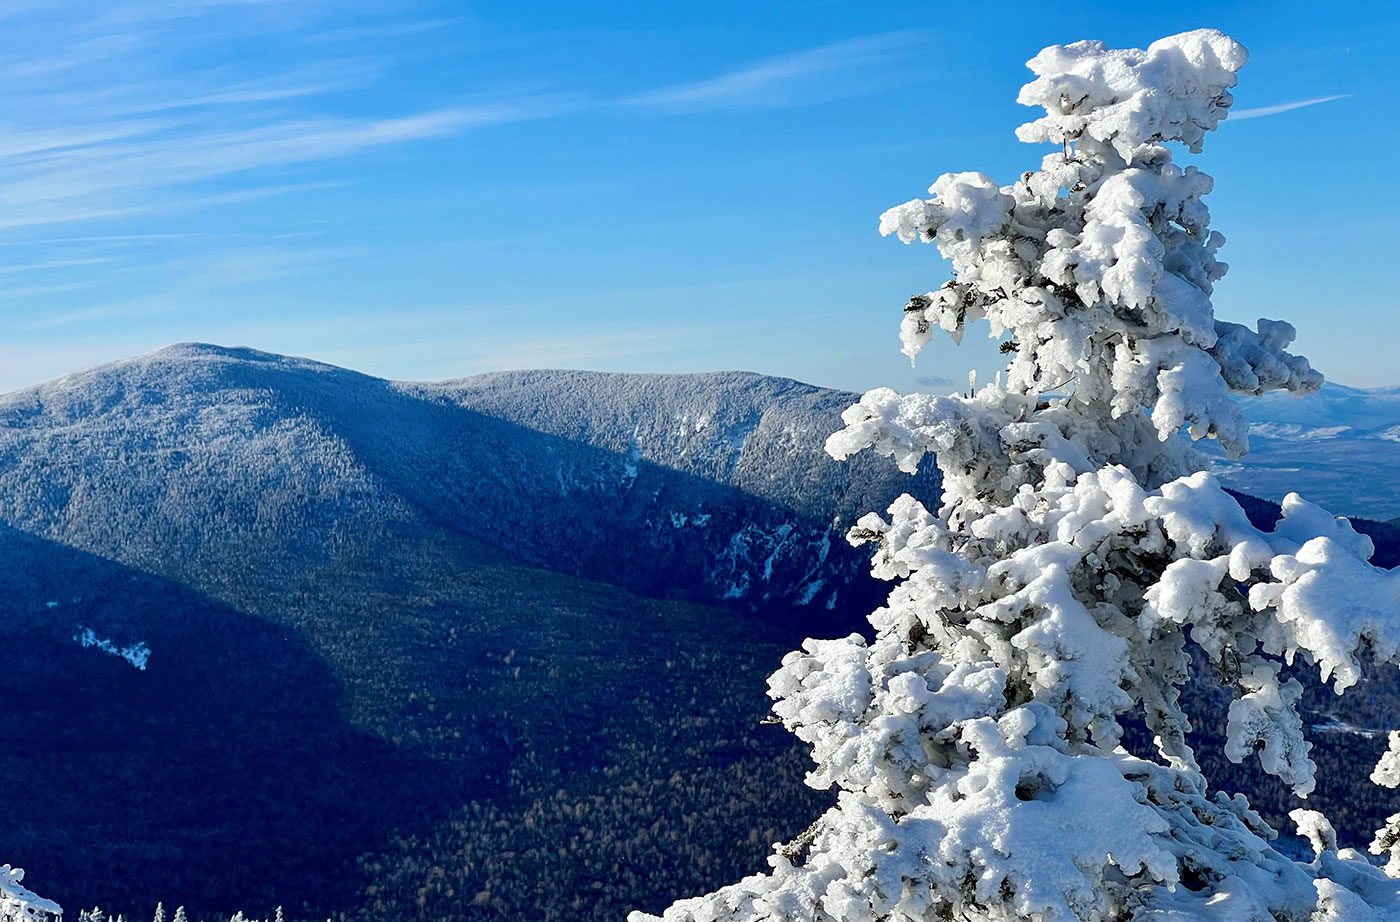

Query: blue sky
0 0 1393 395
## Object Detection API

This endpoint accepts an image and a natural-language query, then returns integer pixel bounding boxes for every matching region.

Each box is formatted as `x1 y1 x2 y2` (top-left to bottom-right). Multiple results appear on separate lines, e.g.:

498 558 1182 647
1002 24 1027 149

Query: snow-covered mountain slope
0 343 936 615
411 368 912 524
1205 382 1400 520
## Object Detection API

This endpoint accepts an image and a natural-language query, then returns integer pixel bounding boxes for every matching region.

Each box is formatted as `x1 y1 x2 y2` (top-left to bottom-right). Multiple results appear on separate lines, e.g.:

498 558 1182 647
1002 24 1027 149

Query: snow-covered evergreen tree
632 29 1400 922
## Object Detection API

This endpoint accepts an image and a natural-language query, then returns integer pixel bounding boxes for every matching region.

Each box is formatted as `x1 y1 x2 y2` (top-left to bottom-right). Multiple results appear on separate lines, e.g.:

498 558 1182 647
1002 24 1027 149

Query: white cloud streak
305 18 456 44
0 257 114 275
1229 94 1350 121
623 32 924 111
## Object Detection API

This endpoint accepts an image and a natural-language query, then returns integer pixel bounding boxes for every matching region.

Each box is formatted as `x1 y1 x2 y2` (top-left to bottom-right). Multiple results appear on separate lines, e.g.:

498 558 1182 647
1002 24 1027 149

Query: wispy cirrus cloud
0 3 550 234
108 70 381 117
17 242 358 330
1230 94 1350 121
0 5 922 355
0 257 114 275
622 32 925 111
0 98 573 231
305 18 457 45
0 21 911 235
0 280 101 300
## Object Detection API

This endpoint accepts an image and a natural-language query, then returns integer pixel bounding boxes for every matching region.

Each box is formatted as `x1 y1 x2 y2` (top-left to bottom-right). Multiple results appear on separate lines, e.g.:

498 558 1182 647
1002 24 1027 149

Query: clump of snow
74 626 151 671
0 864 61 919
1373 732 1400 789
1291 809 1338 857
633 29 1400 922
1016 29 1246 158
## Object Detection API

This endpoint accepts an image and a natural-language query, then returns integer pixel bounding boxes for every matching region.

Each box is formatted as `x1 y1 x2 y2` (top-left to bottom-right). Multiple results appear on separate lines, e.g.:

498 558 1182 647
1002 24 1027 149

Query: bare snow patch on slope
74 626 151 670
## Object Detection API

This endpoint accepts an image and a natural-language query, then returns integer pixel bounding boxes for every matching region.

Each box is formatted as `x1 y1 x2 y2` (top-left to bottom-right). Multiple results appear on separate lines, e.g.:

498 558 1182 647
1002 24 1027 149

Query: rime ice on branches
631 30 1400 922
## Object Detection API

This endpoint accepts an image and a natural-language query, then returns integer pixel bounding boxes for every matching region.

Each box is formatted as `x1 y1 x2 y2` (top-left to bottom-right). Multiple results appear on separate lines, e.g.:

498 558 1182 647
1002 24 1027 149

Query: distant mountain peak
0 344 938 614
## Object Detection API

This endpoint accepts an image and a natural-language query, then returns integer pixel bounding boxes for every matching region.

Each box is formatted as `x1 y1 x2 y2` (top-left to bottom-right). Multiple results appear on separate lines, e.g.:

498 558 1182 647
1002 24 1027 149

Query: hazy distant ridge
1205 381 1400 519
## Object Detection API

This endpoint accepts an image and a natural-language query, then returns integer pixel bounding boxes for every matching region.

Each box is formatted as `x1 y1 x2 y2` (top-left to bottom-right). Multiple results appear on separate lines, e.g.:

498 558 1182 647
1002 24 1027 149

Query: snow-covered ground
1207 382 1400 521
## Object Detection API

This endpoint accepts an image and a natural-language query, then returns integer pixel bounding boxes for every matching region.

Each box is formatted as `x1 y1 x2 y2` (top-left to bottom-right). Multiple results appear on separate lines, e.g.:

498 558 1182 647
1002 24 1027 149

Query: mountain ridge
0 342 942 616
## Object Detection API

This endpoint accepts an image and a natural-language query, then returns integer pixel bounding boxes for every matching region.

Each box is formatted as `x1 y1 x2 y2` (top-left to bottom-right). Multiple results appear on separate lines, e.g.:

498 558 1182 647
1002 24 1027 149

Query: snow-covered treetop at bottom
0 865 62 920
631 29 1400 922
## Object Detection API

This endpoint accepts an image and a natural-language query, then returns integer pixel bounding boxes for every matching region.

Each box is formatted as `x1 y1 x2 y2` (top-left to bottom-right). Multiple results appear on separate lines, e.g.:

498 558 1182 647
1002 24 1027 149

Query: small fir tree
634 29 1400 922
